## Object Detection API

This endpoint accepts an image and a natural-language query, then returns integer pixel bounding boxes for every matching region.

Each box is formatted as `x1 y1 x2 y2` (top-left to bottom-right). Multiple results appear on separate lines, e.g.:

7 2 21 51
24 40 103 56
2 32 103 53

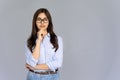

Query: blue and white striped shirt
25 33 63 72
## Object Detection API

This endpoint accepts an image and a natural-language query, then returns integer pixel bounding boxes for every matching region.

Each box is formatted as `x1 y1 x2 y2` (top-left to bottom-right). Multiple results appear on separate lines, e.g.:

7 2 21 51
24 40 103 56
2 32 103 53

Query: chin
40 27 47 30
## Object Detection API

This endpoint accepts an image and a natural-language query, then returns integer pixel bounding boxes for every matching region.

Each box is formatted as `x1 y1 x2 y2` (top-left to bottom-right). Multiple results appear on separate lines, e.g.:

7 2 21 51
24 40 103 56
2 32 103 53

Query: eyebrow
37 17 47 19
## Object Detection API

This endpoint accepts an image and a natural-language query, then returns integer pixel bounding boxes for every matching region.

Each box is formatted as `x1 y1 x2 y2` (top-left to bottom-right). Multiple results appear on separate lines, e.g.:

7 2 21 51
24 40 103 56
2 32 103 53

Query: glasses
36 18 48 23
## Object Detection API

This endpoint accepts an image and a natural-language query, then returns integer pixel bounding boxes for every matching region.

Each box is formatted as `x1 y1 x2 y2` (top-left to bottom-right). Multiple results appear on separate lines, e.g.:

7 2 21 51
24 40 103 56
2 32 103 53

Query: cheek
45 23 49 27
36 24 39 27
36 22 39 26
36 23 40 29
46 24 49 27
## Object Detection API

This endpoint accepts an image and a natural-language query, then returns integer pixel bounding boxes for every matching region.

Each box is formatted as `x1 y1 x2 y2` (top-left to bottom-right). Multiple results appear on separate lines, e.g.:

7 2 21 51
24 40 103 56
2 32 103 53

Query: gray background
0 0 120 80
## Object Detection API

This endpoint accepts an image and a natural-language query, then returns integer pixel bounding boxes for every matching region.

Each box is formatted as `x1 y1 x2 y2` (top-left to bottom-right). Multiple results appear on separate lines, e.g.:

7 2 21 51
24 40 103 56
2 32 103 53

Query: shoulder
57 35 62 41
56 35 63 45
24 40 28 49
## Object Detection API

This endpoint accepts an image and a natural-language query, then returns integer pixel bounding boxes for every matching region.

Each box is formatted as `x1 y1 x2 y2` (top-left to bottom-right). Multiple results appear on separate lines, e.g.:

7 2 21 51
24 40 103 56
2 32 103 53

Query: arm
35 64 49 70
46 36 63 71
32 40 41 60
25 39 49 70
25 43 39 67
25 40 41 67
26 63 49 70
32 30 44 60
25 36 63 71
25 30 44 67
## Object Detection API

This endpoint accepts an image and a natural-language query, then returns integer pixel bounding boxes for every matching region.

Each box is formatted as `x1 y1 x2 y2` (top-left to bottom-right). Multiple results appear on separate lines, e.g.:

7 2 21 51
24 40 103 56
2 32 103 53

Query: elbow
26 60 37 67
56 61 63 68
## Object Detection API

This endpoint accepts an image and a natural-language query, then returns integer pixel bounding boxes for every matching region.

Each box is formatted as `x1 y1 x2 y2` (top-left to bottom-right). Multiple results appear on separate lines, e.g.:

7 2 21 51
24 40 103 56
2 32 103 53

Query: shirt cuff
26 54 38 67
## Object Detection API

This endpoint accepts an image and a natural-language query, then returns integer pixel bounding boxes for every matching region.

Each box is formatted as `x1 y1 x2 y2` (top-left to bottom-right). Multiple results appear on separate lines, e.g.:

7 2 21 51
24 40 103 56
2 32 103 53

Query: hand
25 63 36 70
37 29 45 41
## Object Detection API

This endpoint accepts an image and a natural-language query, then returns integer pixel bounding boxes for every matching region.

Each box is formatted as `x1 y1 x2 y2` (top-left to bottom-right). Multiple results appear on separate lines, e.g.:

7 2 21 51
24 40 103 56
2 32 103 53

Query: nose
41 21 44 24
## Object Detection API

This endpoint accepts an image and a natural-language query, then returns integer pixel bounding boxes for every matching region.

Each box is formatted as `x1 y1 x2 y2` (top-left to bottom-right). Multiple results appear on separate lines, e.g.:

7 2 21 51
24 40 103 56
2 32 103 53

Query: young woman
25 8 63 80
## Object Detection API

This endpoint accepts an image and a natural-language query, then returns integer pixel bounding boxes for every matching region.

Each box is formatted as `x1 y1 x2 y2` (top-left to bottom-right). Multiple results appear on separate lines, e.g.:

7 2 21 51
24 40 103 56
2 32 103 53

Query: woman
25 8 63 80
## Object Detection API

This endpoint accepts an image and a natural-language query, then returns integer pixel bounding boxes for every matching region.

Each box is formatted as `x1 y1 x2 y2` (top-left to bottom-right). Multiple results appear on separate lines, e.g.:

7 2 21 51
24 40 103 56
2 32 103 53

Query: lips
40 26 45 28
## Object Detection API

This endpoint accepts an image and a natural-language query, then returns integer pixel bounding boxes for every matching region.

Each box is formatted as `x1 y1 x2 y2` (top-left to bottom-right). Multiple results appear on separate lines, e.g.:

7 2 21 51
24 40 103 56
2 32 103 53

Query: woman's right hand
37 30 44 42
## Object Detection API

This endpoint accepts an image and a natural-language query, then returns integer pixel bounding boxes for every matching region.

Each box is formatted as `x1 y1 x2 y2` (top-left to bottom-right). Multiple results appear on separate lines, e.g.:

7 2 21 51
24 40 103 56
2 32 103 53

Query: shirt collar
46 33 50 37
43 33 50 40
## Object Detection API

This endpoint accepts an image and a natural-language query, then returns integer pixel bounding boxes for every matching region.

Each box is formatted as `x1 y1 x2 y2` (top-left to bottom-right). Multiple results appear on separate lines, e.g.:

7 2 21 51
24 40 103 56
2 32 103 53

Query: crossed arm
25 63 50 70
25 36 63 71
25 35 50 70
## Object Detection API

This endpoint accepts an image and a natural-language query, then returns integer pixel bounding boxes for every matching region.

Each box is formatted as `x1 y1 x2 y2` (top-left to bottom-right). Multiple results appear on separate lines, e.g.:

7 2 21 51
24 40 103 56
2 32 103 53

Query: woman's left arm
46 36 63 71
25 63 49 70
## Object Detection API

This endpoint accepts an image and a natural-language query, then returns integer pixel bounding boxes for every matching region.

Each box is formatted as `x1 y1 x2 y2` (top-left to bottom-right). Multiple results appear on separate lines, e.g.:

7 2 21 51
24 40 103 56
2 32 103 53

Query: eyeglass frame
36 17 48 23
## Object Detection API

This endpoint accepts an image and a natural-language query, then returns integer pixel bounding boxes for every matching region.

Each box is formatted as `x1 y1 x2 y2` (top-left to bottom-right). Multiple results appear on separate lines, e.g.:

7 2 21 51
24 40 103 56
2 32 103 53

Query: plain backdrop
0 0 120 80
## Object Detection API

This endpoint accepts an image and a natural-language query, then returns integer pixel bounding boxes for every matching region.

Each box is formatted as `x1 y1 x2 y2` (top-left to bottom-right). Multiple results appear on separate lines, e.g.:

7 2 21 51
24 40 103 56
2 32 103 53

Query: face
36 13 49 31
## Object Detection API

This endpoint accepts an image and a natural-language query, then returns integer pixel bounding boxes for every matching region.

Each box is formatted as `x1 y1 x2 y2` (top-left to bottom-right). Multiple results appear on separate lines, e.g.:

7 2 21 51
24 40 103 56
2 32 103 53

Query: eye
44 18 48 21
36 18 41 21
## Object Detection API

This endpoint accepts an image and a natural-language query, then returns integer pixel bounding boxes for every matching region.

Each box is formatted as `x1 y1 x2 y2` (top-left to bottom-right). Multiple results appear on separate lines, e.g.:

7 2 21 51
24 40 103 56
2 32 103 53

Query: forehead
37 13 47 18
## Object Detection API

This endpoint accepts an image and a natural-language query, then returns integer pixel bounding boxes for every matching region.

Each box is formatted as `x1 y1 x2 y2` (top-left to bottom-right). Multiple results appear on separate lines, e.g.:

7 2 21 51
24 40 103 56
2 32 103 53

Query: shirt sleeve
25 42 38 67
46 36 63 71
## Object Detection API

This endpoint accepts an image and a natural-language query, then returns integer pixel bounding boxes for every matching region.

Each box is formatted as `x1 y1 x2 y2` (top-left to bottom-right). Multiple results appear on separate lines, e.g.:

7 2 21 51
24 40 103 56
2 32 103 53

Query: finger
41 34 43 36
25 64 29 68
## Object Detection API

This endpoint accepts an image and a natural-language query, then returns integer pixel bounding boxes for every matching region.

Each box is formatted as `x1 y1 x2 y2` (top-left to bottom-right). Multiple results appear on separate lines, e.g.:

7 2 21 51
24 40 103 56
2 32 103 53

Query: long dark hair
27 8 58 52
